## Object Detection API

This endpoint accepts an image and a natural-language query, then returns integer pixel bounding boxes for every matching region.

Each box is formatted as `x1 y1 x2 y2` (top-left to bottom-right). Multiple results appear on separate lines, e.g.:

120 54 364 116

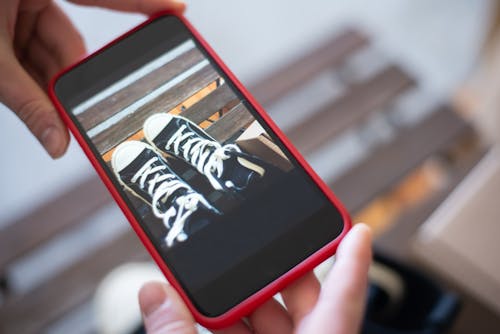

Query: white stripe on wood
87 59 210 138
73 39 196 115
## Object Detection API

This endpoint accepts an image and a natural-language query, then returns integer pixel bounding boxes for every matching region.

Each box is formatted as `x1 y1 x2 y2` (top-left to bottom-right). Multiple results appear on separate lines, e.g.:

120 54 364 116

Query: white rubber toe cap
143 113 173 142
111 141 150 173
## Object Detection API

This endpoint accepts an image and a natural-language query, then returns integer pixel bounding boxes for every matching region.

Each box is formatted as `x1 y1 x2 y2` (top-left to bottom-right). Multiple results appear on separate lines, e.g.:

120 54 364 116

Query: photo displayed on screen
57 16 346 314
71 39 294 250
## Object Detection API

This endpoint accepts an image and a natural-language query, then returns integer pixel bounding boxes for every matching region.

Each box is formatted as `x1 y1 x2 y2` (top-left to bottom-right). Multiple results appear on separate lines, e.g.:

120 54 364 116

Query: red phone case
48 10 351 329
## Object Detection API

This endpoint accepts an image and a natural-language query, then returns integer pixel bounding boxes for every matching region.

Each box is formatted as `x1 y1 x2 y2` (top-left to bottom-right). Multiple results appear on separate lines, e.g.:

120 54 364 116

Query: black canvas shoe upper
113 142 218 247
145 115 266 192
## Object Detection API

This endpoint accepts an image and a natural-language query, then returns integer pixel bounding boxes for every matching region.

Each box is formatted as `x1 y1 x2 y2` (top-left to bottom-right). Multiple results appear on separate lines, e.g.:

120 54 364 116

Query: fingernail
140 283 183 333
40 126 63 159
353 223 372 237
171 0 187 11
141 283 169 318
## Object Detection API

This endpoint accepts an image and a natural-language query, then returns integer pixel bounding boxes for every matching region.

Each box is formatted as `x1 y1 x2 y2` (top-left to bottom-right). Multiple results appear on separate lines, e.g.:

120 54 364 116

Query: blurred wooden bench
0 28 483 333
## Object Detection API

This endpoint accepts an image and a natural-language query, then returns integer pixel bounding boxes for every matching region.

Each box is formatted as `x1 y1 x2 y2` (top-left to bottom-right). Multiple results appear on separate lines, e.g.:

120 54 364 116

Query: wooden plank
374 149 485 262
286 65 415 155
0 175 113 273
206 103 255 143
249 29 369 106
330 106 475 213
372 152 499 334
93 65 219 154
78 48 205 131
180 83 238 124
0 231 148 334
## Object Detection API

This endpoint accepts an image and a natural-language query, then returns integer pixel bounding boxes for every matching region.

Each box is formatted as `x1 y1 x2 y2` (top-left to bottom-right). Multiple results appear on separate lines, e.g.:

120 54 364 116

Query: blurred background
1 0 500 333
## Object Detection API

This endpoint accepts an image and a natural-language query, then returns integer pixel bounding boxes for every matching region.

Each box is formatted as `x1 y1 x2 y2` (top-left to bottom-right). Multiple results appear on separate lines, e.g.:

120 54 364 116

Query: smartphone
49 10 350 328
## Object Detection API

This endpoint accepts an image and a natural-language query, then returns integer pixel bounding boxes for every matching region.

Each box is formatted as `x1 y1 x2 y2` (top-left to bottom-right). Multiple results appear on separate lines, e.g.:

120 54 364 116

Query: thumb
298 224 372 334
139 281 198 334
0 54 69 158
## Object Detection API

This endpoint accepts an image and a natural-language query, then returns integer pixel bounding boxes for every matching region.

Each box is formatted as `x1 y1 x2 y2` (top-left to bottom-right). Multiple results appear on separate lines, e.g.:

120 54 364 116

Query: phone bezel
48 10 351 329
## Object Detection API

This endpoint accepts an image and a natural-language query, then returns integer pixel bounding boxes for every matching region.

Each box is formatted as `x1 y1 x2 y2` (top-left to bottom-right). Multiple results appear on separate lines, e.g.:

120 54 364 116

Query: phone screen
54 15 345 316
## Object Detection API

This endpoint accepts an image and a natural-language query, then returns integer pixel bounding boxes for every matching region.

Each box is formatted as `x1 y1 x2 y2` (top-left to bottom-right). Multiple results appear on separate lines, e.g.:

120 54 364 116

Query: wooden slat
93 65 219 154
330 106 475 213
249 29 369 106
0 231 148 334
78 48 205 131
206 103 255 142
180 83 238 124
287 65 415 155
0 175 112 272
373 150 485 263
373 150 499 334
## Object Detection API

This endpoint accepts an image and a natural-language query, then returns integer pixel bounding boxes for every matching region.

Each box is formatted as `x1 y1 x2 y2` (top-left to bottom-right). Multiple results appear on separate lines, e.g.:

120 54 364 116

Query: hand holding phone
49 11 351 328
0 0 185 158
138 225 372 334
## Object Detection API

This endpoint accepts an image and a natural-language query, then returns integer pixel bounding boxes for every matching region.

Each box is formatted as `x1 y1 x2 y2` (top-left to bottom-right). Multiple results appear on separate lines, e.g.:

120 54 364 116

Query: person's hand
0 0 185 158
138 223 372 334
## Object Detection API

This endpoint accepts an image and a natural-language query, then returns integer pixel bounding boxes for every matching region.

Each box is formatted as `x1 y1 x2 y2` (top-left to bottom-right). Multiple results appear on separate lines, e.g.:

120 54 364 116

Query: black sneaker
143 113 266 192
111 140 219 247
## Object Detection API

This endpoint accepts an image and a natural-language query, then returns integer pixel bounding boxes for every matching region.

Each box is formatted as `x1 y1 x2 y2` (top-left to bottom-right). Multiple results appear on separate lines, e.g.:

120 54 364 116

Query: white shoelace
166 124 241 190
131 157 210 246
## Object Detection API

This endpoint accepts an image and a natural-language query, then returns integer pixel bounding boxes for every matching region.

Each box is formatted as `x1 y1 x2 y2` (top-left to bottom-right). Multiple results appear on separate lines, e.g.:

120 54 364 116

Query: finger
25 36 60 82
247 298 293 334
18 0 52 11
298 224 372 334
67 0 186 15
213 321 252 334
280 271 320 325
13 10 38 57
36 3 86 68
0 51 69 158
139 281 197 334
20 59 45 88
